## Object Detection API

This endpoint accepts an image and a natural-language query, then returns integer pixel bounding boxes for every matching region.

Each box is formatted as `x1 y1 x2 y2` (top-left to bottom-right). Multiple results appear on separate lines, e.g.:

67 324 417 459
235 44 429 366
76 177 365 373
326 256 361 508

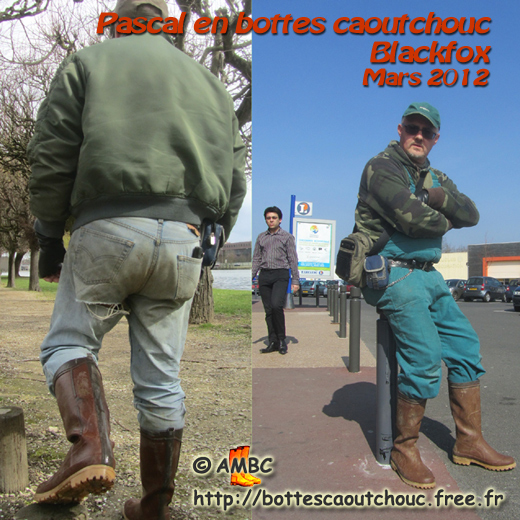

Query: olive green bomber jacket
28 32 247 240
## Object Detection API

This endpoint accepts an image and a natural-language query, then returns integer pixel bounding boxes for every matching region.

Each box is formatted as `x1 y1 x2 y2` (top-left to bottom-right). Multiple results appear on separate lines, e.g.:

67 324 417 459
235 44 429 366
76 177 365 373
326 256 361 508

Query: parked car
504 279 520 302
445 279 466 301
324 280 354 297
513 286 520 312
463 276 506 302
300 280 327 297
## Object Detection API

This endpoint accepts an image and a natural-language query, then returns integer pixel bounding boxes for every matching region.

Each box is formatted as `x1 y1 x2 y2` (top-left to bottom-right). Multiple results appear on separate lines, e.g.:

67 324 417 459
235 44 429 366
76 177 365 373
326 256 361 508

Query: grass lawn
1 275 58 297
1 276 250 316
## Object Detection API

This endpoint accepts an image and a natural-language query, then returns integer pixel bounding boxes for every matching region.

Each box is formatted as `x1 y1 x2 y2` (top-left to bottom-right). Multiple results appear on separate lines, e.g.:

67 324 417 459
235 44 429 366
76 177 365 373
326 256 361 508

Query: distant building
468 242 520 280
217 241 251 265
436 243 520 282
435 252 468 280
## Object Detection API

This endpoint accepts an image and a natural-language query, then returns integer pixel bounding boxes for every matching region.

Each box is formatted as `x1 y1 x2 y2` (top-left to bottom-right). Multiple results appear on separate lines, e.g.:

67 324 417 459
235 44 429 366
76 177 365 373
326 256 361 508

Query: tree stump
0 407 29 492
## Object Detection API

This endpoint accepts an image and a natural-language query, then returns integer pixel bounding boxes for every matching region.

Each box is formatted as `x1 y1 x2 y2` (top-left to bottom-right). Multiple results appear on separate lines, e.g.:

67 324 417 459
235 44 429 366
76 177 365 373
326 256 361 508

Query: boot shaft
448 380 515 470
124 428 183 520
448 380 481 438
394 392 427 445
54 357 114 468
391 393 435 489
35 356 116 502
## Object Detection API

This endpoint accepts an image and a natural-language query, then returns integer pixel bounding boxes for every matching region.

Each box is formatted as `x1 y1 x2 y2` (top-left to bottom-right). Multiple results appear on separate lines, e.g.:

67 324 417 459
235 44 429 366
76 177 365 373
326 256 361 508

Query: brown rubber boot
449 380 516 471
390 392 436 489
123 428 183 520
34 357 116 503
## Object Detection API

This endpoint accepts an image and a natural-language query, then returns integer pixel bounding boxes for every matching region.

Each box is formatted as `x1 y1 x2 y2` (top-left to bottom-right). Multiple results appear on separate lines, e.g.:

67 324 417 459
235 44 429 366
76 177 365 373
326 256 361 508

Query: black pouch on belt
364 255 390 290
200 219 225 268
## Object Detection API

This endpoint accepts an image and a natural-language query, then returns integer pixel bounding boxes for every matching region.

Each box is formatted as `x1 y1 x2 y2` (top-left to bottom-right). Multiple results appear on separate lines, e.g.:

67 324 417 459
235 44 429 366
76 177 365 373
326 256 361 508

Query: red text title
97 11 491 87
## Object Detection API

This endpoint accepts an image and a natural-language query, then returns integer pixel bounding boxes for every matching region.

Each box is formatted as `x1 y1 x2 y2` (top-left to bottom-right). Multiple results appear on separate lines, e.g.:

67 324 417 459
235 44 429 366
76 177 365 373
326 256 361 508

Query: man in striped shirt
252 206 299 355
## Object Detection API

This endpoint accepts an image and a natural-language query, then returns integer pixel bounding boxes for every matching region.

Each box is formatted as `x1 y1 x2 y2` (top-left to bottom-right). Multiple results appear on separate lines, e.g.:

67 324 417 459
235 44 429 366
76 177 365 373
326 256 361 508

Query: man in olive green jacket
27 1 246 516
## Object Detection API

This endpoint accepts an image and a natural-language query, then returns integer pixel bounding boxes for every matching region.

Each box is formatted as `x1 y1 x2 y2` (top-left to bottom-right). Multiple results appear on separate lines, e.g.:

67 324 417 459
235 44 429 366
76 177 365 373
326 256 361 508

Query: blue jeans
363 267 485 400
40 218 202 432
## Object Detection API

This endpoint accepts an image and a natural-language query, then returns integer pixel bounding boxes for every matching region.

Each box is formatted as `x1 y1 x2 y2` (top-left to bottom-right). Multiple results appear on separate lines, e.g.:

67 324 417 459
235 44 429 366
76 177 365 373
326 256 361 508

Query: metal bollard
315 286 320 307
339 285 347 338
329 285 334 316
348 286 361 372
299 286 303 306
332 286 339 324
375 312 398 465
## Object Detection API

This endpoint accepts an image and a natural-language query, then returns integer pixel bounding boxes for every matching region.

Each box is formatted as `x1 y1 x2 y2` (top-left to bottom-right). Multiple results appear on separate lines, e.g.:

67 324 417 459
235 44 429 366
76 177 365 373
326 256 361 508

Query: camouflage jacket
354 141 479 242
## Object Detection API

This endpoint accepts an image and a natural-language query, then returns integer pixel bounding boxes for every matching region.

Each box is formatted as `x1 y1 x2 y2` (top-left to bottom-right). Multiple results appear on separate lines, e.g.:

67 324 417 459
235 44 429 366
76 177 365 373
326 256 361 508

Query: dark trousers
258 269 289 343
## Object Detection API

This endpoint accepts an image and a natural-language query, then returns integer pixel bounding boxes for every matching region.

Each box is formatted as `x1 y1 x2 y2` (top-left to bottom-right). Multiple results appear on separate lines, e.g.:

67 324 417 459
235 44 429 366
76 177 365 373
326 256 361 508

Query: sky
251 0 520 253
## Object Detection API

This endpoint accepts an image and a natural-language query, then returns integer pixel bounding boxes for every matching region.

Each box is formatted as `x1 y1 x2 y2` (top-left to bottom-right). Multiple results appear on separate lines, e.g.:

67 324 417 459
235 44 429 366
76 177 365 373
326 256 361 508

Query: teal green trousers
364 266 485 400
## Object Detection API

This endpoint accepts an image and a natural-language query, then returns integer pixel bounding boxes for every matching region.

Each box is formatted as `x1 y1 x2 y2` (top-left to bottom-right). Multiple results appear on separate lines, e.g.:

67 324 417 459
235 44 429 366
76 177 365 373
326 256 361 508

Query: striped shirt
252 227 299 282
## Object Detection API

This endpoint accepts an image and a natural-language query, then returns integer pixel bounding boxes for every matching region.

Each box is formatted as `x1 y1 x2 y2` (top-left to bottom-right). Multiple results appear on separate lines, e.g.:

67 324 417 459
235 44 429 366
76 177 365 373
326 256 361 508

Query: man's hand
36 233 66 282
44 273 61 283
416 187 445 210
416 189 429 204
425 187 445 210
291 284 300 293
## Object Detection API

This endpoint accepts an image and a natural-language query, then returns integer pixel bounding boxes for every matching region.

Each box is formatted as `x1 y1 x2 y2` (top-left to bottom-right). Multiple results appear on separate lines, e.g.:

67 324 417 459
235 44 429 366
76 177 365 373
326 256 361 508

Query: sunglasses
402 124 438 140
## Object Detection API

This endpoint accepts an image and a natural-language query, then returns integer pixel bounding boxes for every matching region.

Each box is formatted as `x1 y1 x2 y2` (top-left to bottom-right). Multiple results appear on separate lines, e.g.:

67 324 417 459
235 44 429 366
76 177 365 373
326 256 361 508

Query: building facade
468 243 520 281
217 241 251 266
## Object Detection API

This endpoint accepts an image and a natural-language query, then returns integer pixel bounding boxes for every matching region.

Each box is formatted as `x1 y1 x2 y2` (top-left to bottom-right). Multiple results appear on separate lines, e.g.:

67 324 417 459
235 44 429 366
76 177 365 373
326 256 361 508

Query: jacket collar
386 140 431 176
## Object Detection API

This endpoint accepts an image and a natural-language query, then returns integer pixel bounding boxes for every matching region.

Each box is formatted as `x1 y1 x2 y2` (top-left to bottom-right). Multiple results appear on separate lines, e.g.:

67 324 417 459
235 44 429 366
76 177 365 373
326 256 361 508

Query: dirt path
0 285 252 520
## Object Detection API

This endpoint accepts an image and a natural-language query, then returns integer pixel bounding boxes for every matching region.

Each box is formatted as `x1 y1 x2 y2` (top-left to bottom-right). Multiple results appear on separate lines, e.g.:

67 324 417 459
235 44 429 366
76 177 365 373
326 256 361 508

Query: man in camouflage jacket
356 102 515 489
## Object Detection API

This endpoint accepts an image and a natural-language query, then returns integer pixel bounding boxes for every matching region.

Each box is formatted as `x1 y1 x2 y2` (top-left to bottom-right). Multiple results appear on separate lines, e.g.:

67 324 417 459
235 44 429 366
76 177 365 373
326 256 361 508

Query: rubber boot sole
34 465 116 503
390 460 436 489
452 454 516 471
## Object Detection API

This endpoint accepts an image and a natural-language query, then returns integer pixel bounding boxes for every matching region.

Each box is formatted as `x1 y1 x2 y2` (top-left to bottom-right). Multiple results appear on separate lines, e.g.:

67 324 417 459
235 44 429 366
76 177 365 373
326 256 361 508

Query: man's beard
405 149 427 165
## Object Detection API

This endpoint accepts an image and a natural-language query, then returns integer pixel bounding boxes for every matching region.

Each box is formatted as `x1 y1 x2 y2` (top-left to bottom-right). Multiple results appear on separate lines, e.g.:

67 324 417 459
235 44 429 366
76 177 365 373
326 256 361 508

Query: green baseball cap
402 102 441 130
115 0 168 18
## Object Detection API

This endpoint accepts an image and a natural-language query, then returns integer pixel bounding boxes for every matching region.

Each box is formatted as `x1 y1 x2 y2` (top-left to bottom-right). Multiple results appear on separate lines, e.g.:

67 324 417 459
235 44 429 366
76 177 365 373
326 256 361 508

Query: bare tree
0 0 50 23
442 238 468 253
171 0 251 176
0 63 43 289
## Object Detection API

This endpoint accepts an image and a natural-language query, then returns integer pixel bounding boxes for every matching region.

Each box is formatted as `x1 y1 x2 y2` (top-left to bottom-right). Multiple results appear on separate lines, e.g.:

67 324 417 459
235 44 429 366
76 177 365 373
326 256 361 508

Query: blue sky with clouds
249 0 520 252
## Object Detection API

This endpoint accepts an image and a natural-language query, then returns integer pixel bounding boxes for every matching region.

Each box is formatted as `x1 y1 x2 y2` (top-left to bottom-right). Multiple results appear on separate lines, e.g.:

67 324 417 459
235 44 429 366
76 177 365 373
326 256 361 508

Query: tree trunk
6 251 15 288
189 267 214 324
28 248 40 292
14 251 25 277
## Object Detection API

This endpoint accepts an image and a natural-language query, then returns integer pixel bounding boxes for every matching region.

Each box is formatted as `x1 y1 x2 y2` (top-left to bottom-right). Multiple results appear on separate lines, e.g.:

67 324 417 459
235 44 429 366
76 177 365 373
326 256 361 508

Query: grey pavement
251 296 516 519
